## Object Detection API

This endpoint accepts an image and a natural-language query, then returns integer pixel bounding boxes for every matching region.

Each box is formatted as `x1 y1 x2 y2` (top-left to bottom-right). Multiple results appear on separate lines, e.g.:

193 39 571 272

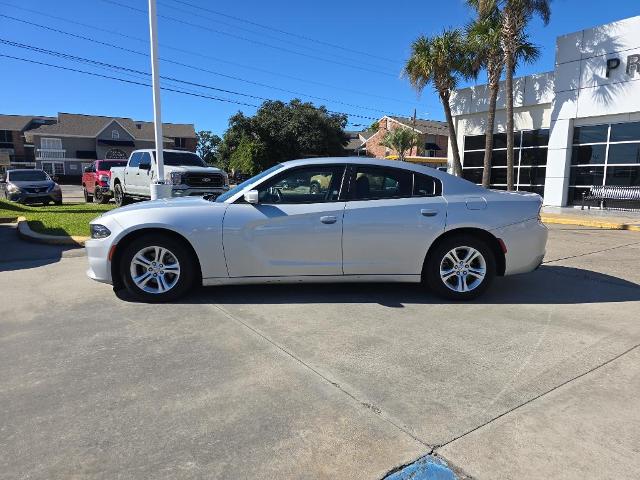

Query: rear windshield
8 170 49 182
153 152 206 167
98 160 127 170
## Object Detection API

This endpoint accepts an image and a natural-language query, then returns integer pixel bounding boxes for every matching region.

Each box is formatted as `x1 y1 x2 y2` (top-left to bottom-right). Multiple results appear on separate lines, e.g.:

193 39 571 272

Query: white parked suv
109 149 229 206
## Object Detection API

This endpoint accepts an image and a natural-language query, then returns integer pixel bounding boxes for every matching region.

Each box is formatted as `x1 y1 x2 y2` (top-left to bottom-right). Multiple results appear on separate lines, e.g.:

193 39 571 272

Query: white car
86 158 547 302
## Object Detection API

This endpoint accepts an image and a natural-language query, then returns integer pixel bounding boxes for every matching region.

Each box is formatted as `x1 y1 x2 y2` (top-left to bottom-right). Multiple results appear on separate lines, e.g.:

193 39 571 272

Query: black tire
94 187 110 204
120 234 196 302
423 234 496 301
83 186 92 203
309 182 321 194
114 183 129 207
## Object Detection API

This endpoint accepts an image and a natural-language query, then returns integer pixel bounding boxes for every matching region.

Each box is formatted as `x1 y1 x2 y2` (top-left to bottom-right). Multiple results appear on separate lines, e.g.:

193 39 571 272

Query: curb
541 214 640 232
0 216 18 224
16 216 88 246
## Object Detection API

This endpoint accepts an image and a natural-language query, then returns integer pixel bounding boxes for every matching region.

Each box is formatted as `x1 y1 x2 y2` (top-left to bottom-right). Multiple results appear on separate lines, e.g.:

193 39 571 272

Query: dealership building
449 15 640 206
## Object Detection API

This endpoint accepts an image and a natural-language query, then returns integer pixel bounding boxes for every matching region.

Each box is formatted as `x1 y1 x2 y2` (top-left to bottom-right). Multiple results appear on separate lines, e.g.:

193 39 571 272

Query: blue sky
0 0 638 135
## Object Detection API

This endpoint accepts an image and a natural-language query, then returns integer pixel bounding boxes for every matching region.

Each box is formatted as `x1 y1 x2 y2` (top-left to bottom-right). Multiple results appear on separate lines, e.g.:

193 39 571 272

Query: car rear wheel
424 234 496 300
93 187 109 204
114 183 129 207
83 187 92 203
120 234 195 302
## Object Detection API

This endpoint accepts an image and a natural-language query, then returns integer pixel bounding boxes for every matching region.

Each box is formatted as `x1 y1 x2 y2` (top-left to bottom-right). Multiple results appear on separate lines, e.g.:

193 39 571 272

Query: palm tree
380 127 418 161
500 0 551 190
405 30 466 176
466 0 540 188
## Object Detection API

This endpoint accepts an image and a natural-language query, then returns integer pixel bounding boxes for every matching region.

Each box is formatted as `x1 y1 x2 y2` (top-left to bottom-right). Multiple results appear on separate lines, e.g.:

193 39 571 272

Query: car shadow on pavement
0 223 82 272
168 265 640 306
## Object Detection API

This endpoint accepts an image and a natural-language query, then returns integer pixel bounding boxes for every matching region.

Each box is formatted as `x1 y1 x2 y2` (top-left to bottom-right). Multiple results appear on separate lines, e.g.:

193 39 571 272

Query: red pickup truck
82 160 127 203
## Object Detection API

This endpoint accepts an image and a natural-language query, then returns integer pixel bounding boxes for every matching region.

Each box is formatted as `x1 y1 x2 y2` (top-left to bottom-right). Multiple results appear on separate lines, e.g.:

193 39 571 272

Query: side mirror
244 190 259 204
139 163 151 171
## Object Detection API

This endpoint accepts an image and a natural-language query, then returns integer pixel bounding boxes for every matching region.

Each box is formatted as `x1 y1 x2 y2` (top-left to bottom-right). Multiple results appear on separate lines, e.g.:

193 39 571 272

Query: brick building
0 115 57 174
361 115 449 168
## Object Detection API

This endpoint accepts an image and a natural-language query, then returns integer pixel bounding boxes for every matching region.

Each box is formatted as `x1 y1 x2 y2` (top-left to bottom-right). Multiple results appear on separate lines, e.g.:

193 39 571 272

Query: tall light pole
148 0 170 199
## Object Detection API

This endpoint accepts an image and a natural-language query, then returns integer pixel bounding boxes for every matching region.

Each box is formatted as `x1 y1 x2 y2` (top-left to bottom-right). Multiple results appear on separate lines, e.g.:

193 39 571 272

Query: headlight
90 224 111 239
6 183 21 193
166 172 185 185
99 175 109 183
49 184 61 192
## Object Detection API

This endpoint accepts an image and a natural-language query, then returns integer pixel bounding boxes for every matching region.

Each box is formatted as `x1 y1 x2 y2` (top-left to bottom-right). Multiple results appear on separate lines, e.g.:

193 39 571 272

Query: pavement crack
209 303 432 450
543 240 640 264
433 343 640 451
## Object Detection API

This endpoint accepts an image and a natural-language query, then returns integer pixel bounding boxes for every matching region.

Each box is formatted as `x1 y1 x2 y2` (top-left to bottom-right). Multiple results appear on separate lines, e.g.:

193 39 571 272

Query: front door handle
420 209 438 217
320 215 337 224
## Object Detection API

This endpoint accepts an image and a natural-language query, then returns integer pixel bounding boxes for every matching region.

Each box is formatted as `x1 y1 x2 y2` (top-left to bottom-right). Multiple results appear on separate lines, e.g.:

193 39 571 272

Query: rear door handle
320 215 337 224
420 209 438 217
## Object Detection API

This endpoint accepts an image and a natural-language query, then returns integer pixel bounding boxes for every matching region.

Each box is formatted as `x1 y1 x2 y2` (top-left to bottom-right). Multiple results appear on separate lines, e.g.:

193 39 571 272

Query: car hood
99 196 224 218
10 180 56 188
165 166 224 174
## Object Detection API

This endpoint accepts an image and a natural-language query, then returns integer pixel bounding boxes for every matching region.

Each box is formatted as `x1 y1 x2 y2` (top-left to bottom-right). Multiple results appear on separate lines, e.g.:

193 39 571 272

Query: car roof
132 149 197 154
8 168 47 173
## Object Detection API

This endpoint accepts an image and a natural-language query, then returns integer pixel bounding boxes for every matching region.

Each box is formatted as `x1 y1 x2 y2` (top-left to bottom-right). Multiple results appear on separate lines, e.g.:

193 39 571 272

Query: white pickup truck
110 149 229 207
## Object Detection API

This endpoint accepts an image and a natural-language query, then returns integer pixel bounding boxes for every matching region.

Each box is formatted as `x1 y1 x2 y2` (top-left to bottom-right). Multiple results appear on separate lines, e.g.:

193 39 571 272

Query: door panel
223 202 345 277
342 198 446 275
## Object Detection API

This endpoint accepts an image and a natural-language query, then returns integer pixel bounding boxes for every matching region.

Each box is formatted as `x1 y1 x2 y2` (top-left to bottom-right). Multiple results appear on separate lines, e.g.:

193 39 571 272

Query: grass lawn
0 199 115 237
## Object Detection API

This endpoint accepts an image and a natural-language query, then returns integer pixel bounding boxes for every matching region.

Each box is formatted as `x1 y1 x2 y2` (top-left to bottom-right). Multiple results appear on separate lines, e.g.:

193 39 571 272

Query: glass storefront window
573 124 608 144
490 168 508 185
464 135 486 151
463 151 485 167
520 149 548 166
605 166 640 186
569 166 604 186
607 143 640 164
609 122 640 142
518 167 546 185
522 129 550 147
571 145 607 165
462 168 483 183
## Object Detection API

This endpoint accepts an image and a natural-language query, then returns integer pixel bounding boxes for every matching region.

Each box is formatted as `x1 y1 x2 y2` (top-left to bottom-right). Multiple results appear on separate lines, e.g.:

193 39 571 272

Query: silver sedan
86 158 547 301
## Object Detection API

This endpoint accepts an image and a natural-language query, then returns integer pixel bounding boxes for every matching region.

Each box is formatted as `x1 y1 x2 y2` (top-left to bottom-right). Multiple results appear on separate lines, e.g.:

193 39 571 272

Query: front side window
139 152 152 167
128 152 142 167
257 166 345 204
351 166 412 200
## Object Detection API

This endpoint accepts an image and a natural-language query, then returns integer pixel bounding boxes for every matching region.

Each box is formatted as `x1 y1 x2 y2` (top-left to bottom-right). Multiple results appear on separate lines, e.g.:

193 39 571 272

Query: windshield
98 160 127 170
8 170 49 182
153 151 207 167
215 164 283 203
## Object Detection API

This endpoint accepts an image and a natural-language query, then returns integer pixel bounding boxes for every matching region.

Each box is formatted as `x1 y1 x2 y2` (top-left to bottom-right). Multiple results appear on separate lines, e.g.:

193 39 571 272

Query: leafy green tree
196 130 222 165
381 127 417 161
497 0 551 190
229 136 266 175
218 99 348 173
466 0 539 187
404 30 467 176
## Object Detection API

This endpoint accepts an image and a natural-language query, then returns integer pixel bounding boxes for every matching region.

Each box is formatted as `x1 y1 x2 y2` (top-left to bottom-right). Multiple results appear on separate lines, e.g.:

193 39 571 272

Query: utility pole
148 0 170 200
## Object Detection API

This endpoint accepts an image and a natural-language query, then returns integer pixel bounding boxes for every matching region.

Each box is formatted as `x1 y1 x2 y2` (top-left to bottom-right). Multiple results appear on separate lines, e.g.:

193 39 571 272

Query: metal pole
148 0 168 200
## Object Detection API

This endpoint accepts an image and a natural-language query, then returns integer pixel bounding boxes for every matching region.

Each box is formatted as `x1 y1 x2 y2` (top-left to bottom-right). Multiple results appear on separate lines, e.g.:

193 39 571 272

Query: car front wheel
120 234 196 302
424 234 496 300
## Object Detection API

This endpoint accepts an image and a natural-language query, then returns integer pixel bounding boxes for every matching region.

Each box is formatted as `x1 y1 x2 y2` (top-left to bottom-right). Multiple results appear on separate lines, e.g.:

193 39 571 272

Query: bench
581 185 640 210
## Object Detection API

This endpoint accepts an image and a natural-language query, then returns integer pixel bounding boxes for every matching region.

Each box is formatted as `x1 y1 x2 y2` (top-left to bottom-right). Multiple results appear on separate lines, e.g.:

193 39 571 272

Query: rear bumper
492 218 548 275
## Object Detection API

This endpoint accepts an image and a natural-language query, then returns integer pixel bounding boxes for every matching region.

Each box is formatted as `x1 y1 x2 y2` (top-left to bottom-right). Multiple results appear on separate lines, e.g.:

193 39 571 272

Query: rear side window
351 166 412 200
413 173 442 197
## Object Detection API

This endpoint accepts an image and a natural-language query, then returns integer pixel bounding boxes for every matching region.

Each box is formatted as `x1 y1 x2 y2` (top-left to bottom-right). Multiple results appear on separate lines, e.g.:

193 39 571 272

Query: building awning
97 139 135 146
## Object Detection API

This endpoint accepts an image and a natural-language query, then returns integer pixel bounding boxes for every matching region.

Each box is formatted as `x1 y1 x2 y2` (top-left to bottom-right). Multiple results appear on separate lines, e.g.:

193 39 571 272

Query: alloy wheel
439 246 486 293
129 246 181 294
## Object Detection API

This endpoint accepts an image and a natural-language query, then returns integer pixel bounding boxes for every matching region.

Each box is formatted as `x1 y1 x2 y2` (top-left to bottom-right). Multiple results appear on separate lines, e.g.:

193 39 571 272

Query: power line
0 1 416 106
0 53 381 121
162 0 399 65
98 0 396 77
0 14 406 116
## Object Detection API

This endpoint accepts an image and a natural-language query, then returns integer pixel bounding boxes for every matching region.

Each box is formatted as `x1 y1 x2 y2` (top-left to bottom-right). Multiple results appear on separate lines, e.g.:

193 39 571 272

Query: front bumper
493 217 548 276
170 185 229 198
85 237 114 285
6 190 62 204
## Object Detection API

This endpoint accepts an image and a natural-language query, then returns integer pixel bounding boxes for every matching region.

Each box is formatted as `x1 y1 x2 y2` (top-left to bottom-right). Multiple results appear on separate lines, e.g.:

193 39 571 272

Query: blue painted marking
385 455 458 480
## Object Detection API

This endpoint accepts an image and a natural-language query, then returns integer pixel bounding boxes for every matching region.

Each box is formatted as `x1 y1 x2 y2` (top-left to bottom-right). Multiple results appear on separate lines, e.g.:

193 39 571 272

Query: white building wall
450 15 640 206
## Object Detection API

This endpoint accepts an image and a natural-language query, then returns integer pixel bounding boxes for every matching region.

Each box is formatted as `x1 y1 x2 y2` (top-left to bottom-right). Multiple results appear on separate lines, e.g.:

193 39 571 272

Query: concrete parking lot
1 225 639 479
